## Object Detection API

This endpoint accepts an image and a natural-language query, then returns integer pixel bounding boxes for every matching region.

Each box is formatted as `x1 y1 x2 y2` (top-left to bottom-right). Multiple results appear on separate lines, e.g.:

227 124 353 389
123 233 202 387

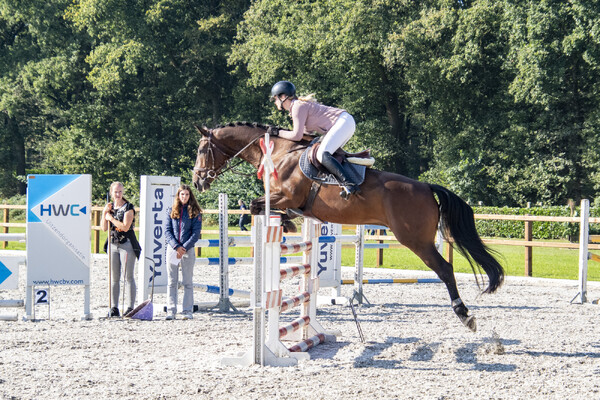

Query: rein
194 128 313 183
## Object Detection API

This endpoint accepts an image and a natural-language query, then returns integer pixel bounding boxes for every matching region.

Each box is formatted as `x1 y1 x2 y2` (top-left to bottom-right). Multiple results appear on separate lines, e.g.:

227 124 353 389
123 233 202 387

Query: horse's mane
215 121 271 130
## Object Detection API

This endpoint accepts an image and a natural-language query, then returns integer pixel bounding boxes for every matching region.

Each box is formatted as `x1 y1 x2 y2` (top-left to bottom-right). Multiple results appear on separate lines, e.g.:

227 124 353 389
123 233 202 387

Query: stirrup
339 185 360 200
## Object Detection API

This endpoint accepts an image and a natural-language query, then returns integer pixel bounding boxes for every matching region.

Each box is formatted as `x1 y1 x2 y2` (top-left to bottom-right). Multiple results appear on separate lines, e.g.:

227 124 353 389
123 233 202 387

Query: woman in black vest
102 181 140 317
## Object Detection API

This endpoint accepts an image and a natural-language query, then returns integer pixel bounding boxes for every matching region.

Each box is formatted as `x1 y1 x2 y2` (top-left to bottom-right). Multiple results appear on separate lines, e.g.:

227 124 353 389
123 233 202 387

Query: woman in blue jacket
164 184 202 320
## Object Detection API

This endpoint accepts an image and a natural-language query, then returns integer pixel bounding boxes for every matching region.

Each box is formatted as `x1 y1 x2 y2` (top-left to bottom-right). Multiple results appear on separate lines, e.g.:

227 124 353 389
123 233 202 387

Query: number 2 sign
35 288 50 305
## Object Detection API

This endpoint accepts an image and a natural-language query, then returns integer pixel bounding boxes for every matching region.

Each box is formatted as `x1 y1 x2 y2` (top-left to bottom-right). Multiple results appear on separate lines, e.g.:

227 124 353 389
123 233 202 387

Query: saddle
281 141 374 226
299 141 374 185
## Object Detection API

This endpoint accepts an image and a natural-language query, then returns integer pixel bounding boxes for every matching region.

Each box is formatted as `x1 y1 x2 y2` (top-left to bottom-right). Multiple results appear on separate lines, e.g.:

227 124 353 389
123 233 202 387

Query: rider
269 80 361 199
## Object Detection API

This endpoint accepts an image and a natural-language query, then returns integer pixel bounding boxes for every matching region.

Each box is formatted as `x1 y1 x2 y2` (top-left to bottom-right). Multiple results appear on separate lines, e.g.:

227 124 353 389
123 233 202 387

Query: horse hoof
462 315 477 332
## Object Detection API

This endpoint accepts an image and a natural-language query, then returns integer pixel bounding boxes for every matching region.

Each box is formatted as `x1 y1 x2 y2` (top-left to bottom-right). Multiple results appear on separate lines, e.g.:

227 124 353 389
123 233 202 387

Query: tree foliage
0 0 598 207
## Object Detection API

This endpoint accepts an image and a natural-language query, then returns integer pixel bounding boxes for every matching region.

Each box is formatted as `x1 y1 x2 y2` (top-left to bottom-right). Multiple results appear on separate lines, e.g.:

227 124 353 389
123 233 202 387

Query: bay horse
192 122 504 332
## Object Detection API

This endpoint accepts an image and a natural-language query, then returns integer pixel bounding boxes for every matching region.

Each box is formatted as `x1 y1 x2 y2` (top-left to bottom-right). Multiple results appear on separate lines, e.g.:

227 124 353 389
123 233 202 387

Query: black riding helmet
270 81 296 101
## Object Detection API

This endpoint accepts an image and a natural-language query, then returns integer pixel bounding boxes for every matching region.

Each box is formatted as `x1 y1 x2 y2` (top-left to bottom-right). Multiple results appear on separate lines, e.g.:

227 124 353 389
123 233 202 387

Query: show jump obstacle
221 214 339 367
192 192 251 311
222 131 337 366
193 192 243 312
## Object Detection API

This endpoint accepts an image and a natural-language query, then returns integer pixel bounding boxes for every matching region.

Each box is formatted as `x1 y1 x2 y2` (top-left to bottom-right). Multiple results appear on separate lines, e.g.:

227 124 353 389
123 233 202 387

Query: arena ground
1 255 599 399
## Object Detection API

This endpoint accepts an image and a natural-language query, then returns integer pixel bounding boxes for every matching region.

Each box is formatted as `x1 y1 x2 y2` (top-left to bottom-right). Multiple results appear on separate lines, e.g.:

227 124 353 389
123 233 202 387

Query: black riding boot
320 151 361 200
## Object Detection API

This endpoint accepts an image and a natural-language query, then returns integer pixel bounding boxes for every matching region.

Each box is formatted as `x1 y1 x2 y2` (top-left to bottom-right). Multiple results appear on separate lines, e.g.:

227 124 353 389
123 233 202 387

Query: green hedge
472 206 600 240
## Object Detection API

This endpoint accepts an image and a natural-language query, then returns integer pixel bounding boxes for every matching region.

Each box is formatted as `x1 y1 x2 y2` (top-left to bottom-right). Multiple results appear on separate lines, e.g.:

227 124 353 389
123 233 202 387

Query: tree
500 0 600 204
229 0 439 176
52 0 251 198
387 0 600 205
0 0 87 195
1 0 598 206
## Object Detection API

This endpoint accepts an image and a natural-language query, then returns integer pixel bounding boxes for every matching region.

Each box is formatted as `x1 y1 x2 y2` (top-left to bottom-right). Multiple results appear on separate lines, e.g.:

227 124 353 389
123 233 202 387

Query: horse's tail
430 184 504 293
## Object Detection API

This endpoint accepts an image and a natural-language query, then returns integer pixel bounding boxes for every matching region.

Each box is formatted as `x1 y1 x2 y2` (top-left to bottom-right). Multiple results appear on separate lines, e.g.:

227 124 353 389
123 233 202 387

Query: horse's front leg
249 195 298 233
250 192 293 214
249 196 265 215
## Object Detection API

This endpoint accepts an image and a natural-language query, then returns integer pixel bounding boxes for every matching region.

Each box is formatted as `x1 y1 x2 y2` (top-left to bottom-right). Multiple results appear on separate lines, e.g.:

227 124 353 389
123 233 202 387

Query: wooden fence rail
0 205 252 253
2 204 599 277
344 213 600 276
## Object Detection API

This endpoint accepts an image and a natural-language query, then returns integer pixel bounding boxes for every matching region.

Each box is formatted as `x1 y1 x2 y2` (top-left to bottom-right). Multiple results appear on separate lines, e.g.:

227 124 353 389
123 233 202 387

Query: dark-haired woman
164 185 202 320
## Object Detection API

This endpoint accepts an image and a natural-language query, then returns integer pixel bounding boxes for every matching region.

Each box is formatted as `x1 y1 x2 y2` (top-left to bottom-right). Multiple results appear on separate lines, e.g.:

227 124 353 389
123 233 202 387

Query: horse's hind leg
415 245 477 332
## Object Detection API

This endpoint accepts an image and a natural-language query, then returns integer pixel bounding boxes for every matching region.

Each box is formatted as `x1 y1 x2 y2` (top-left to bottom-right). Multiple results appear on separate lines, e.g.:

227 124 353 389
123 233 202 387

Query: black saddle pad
299 147 366 185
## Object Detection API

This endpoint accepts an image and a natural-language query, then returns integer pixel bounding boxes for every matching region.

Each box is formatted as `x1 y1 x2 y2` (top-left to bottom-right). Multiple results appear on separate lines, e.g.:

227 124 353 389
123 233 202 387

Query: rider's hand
267 126 279 136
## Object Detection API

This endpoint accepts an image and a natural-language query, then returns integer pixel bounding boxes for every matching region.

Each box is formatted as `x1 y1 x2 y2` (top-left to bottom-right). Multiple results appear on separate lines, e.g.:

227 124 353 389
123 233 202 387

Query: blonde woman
101 181 140 317
164 184 202 320
269 80 360 199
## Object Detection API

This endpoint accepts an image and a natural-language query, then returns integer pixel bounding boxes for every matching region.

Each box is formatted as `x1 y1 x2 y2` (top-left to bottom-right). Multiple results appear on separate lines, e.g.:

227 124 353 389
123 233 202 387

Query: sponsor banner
138 176 180 300
26 175 91 286
317 222 342 288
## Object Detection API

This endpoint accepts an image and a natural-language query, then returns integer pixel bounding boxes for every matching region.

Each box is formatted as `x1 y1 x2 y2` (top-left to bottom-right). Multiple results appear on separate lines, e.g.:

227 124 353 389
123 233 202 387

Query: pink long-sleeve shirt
278 100 345 141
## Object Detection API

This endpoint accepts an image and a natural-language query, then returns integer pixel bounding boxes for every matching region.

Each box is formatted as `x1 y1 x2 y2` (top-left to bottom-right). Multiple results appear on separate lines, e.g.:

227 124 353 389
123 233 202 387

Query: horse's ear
194 124 210 137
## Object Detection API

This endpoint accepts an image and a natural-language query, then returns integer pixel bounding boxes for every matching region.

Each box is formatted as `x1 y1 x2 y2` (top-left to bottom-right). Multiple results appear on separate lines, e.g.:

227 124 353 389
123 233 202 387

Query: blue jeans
239 215 248 231
166 247 195 314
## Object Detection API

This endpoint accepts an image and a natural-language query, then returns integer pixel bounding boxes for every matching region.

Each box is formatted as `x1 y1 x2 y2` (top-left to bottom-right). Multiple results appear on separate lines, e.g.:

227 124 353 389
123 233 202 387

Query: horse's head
192 123 267 192
193 125 227 192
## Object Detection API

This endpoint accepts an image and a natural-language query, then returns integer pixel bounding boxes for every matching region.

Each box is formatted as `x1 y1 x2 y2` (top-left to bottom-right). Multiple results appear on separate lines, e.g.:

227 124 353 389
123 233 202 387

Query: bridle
192 130 263 181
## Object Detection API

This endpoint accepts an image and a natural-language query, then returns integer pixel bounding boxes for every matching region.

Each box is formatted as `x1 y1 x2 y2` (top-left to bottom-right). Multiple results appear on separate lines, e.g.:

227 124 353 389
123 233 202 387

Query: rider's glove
267 126 279 136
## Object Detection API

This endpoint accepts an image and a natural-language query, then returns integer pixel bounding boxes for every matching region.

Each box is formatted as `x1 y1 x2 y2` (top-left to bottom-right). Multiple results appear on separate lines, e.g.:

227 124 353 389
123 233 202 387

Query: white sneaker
166 312 176 320
181 311 193 320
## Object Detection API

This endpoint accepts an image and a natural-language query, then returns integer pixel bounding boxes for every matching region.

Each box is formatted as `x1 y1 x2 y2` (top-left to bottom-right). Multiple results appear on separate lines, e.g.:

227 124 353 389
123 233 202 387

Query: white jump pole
0 233 25 242
252 216 266 365
576 199 590 303
215 193 237 312
351 224 367 305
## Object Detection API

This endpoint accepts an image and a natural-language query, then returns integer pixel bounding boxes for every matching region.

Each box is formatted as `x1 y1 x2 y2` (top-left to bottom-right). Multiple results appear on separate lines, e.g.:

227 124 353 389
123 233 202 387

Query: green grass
2 224 598 281
344 243 598 281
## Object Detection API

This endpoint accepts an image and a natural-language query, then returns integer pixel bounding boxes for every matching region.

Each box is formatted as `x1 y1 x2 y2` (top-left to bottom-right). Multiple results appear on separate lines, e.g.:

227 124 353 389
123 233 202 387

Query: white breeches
316 112 356 163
